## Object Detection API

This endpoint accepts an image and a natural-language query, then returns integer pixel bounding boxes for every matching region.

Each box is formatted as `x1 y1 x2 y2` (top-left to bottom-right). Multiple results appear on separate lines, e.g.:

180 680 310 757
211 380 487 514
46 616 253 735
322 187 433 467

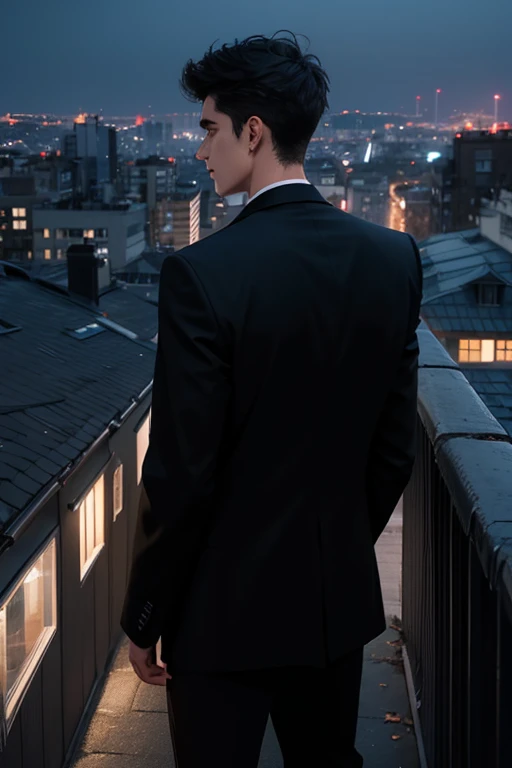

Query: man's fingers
131 659 169 686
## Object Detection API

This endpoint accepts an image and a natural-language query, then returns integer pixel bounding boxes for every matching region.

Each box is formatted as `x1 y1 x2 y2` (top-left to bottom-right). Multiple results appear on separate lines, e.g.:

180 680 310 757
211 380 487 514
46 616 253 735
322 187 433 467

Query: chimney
66 244 110 305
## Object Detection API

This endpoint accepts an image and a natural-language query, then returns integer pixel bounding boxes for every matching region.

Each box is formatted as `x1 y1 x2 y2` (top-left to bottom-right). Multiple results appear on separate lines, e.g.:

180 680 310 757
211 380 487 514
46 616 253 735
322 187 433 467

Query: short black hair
180 32 330 166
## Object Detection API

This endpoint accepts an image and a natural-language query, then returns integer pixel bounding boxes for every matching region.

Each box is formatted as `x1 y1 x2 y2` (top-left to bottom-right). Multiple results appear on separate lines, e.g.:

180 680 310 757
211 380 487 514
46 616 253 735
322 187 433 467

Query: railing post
467 543 498 768
497 593 512 765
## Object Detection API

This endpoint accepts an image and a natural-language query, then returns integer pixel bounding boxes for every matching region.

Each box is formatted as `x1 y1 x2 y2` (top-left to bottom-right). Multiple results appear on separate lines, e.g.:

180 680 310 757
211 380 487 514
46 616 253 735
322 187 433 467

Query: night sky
4 0 511 118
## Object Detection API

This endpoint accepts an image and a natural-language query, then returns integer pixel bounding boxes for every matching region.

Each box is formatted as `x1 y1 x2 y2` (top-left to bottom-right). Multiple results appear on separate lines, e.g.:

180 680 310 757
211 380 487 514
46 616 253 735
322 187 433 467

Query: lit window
18 208 26 218
458 339 495 363
113 464 124 520
83 229 94 239
44 228 50 239
0 537 57 732
28 251 33 260
496 340 512 361
79 475 105 581
44 249 51 260
12 208 19 217
19 220 27 230
136 412 151 485
12 221 20 230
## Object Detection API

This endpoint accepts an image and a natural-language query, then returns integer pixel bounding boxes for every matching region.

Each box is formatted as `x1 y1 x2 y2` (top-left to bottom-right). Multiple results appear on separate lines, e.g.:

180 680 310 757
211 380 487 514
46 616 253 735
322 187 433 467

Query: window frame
69 472 106 583
478 283 500 307
496 340 512 362
136 410 151 486
0 534 57 735
458 338 495 363
113 463 124 520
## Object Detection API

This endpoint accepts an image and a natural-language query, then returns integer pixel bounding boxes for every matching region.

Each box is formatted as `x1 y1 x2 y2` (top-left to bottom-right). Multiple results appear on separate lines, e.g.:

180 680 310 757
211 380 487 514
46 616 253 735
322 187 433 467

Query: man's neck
248 165 307 200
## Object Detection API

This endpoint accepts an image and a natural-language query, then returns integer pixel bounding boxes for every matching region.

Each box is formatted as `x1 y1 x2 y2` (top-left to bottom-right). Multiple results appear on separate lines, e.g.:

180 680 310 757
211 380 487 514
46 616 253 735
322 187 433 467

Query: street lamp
435 89 442 128
416 96 421 117
494 94 501 125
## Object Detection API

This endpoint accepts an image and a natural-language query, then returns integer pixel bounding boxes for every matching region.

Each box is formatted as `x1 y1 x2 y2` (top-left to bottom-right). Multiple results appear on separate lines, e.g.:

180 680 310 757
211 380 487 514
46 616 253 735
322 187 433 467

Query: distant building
64 116 118 200
141 120 173 156
441 129 512 232
32 201 147 269
166 187 201 250
0 177 52 262
305 157 346 207
401 182 439 241
479 187 512 250
0 254 156 767
122 157 177 247
346 168 389 226
122 157 177 209
419 214 512 365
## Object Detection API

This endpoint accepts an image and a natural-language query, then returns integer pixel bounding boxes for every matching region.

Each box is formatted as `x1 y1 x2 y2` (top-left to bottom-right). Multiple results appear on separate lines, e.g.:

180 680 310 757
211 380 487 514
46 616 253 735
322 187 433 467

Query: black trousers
166 647 364 768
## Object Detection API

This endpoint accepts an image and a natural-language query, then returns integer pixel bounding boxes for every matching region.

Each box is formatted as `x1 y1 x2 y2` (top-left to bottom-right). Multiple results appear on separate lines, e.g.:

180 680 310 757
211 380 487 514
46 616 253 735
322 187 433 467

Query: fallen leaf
390 623 402 633
404 717 414 727
379 683 388 688
385 713 401 724
387 639 403 647
391 734 402 741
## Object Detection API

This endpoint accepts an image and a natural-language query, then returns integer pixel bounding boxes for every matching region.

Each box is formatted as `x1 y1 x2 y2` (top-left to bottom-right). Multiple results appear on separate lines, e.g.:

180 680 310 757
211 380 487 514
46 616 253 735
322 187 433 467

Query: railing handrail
417 324 512 606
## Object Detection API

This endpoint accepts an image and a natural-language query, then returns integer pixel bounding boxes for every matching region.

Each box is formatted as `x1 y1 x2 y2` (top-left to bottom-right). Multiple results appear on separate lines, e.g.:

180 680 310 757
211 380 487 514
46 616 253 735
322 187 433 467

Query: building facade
419 207 512 366
64 117 118 200
0 261 157 768
444 129 512 232
32 202 147 269
346 170 389 227
166 189 201 251
0 177 52 262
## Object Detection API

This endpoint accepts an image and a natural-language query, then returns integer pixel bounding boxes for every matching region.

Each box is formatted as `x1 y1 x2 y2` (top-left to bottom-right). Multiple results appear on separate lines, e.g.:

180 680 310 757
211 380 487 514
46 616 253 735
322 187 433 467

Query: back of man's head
180 32 330 166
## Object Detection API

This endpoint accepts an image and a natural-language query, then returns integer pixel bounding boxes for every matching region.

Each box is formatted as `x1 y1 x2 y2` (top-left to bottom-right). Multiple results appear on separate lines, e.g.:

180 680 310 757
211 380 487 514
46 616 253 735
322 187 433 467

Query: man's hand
128 640 172 686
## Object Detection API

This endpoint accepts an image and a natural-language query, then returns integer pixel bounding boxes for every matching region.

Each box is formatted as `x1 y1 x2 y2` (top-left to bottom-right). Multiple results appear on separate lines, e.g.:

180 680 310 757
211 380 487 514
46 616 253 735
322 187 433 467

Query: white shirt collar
246 179 311 206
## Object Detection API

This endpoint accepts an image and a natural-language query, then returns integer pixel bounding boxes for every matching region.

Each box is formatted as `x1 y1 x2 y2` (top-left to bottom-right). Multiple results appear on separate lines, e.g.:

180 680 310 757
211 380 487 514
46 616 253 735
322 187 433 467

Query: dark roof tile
25 465 52 484
1 442 42 462
0 483 32 510
0 274 156 526
35 457 65 475
12 473 41 496
0 453 32 472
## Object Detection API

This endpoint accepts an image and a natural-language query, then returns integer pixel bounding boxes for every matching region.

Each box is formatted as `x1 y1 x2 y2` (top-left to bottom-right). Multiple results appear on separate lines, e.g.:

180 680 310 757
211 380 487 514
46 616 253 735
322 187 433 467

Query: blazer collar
227 183 332 228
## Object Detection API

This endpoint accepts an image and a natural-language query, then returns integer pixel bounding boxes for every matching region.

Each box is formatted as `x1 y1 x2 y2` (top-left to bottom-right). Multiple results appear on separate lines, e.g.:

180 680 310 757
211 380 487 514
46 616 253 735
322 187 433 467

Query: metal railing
402 325 512 768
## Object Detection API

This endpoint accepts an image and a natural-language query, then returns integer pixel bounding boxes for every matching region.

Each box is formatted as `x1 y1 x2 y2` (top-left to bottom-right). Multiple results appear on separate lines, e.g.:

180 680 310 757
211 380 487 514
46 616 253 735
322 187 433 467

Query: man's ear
246 116 264 152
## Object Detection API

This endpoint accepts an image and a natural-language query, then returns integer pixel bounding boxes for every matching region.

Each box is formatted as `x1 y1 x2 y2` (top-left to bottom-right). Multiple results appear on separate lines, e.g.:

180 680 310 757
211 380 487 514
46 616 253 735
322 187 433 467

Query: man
122 33 422 768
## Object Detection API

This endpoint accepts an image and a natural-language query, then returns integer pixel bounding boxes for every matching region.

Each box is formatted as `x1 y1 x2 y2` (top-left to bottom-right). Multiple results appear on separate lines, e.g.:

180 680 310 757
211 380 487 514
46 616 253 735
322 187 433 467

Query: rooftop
0 266 156 532
419 229 512 332
18 260 159 339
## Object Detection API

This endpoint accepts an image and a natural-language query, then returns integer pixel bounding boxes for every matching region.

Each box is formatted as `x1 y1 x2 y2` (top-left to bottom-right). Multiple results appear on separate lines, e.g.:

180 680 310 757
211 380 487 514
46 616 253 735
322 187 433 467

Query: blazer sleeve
121 253 232 649
366 235 423 543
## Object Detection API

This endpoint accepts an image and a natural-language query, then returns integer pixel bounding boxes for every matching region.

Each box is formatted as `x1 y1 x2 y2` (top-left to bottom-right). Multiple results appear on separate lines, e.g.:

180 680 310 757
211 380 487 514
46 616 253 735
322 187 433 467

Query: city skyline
3 0 511 118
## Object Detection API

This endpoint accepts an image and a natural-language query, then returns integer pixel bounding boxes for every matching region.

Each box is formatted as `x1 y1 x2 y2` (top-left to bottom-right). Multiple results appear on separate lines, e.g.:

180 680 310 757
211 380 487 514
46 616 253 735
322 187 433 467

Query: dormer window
477 283 501 307
500 212 512 239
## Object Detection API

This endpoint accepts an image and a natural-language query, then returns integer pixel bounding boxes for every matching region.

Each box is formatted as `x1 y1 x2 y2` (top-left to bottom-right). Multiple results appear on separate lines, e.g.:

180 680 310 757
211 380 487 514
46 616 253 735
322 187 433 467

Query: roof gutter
1 380 153 549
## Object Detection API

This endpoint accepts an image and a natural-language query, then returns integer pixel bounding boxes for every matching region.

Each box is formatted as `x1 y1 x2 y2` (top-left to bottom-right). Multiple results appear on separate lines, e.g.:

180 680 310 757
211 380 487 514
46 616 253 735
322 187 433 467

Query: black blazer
121 183 422 672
